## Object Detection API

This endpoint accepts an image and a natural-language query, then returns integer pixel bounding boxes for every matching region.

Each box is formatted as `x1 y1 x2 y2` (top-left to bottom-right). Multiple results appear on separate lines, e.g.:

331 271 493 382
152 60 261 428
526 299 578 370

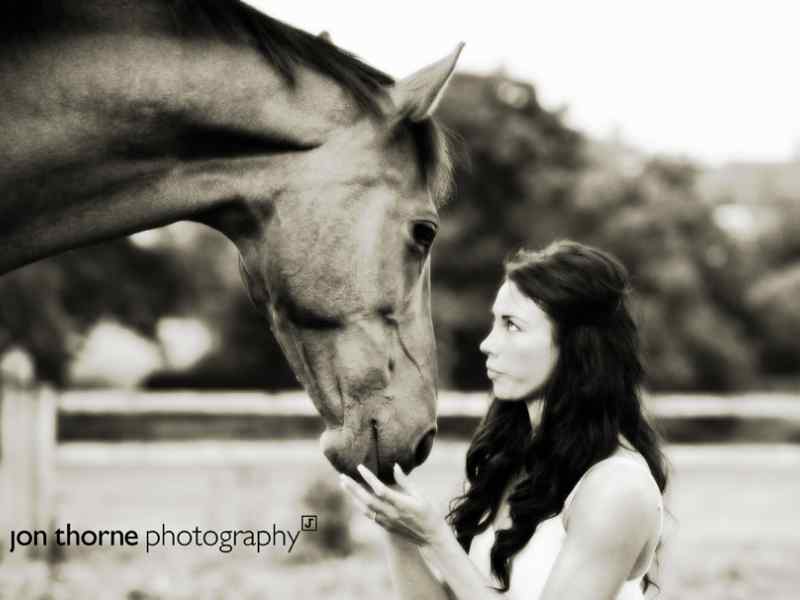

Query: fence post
0 348 57 561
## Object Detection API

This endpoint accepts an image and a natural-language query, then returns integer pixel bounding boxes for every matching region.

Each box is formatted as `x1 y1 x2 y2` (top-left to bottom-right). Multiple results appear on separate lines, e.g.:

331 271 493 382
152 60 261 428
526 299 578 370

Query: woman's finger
340 474 384 510
345 488 370 514
341 474 403 521
359 465 415 510
341 479 390 524
392 462 420 497
356 464 398 502
340 477 424 541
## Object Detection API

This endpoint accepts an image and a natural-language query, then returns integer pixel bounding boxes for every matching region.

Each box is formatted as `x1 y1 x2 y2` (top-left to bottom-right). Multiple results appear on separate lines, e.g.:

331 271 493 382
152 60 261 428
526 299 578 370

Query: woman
340 240 669 600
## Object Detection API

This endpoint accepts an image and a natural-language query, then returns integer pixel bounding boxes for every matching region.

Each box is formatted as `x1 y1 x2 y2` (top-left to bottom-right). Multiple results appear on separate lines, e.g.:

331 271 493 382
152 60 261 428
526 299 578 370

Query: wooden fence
0 349 57 561
2 346 799 559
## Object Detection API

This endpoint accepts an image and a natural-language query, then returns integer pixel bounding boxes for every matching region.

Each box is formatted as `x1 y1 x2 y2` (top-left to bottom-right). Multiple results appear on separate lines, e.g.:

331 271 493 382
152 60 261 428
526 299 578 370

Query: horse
0 0 464 484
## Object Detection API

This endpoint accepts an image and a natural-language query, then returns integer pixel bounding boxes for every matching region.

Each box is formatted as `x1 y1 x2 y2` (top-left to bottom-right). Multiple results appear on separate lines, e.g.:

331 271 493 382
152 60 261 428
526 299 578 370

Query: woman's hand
339 463 447 547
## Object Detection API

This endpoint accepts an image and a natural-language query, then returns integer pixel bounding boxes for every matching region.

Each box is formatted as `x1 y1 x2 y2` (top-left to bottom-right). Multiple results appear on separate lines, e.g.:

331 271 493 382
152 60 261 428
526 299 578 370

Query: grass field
1 440 798 599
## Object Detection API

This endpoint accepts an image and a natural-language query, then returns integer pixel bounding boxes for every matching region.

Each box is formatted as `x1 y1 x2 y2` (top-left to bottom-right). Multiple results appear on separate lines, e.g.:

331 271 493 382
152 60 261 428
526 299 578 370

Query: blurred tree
4 72 795 393
432 73 585 388
145 285 297 390
746 263 800 374
143 225 297 390
583 159 759 390
0 239 192 386
740 202 800 378
433 74 760 391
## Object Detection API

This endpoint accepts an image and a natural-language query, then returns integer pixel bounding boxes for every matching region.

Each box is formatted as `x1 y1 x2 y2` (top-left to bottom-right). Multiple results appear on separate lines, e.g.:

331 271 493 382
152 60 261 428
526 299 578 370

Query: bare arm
423 524 506 600
383 530 453 600
538 464 661 600
342 467 500 600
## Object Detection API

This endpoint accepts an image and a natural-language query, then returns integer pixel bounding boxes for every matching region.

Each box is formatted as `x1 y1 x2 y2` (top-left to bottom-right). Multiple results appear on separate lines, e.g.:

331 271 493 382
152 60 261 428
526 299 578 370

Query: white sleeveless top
467 455 664 600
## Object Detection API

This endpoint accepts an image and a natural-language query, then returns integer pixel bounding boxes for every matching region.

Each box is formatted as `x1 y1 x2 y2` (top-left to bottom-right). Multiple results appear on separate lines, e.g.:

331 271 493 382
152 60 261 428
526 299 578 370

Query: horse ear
391 42 465 122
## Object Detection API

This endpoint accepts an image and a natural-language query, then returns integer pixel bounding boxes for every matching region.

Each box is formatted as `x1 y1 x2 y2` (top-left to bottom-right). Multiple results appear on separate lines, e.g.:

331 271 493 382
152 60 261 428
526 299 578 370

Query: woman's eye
505 320 520 332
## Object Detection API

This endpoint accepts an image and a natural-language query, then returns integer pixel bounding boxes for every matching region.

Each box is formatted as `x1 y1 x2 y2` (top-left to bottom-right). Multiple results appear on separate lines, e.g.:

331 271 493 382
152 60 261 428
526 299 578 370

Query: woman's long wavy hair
445 240 669 594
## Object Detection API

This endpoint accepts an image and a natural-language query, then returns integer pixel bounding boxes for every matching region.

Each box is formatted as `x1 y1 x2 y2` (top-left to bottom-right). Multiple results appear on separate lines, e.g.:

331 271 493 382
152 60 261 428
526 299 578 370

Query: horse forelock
391 115 455 210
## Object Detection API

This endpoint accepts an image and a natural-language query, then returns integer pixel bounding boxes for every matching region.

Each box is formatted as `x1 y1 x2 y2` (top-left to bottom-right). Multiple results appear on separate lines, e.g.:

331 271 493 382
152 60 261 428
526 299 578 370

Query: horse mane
403 118 455 209
179 0 396 117
187 1 454 205
4 0 453 205
3 0 394 115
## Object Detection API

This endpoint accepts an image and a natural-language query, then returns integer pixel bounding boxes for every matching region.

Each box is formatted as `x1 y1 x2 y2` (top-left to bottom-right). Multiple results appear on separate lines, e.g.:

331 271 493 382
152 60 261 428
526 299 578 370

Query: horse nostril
413 427 436 467
388 358 395 374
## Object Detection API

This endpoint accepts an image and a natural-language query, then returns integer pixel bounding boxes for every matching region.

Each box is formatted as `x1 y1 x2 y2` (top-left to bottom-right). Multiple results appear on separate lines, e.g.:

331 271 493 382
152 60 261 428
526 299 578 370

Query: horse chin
319 424 380 481
317 408 403 484
271 311 437 481
315 383 436 484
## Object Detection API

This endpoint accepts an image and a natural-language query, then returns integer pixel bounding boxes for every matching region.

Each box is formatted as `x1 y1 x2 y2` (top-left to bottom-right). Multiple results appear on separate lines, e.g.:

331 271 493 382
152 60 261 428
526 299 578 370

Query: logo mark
301 515 318 532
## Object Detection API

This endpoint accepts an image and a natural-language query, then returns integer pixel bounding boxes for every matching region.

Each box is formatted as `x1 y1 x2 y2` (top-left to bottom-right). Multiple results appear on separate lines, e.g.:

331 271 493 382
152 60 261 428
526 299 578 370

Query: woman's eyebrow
505 314 529 324
490 309 529 324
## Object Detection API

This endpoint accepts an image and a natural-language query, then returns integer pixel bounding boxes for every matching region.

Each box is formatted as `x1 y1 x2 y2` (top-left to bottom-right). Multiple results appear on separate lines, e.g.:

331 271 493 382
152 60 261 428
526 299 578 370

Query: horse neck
0 3 357 274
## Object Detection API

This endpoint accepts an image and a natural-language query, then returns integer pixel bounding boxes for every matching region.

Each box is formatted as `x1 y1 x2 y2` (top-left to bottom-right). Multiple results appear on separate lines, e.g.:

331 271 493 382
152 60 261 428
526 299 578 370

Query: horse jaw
255 276 438 482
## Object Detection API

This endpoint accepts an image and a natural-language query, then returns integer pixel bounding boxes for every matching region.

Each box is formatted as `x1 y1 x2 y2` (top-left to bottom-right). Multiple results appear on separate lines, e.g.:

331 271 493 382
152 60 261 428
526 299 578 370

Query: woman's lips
486 366 502 379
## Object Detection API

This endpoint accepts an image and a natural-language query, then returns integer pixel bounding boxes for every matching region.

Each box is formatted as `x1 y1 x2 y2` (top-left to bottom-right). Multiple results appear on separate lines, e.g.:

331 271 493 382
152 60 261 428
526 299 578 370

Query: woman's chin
492 382 536 401
492 385 517 401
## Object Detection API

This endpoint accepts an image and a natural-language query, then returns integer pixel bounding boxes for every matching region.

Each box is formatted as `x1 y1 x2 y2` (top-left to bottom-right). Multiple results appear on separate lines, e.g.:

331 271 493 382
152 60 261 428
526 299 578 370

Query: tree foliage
3 72 797 391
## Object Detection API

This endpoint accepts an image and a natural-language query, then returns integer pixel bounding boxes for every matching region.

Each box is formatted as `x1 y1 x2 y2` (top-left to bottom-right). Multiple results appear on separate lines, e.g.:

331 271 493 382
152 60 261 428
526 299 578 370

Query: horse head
0 1 462 484
234 45 463 483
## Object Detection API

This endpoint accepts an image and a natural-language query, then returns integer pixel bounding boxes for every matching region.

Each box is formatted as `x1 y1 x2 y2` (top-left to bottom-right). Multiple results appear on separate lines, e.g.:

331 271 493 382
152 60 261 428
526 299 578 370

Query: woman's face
479 279 558 400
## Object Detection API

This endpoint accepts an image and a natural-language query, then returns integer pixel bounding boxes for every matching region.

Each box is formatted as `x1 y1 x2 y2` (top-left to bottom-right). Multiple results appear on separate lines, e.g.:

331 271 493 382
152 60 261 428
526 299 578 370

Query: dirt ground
1 440 798 599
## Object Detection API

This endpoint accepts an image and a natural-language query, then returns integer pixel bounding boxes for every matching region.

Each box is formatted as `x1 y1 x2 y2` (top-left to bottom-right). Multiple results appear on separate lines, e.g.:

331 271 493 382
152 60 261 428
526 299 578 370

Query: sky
247 0 799 167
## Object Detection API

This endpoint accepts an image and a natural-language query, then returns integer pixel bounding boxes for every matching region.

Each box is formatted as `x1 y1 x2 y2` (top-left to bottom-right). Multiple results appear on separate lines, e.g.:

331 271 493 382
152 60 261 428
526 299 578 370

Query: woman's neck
526 397 544 429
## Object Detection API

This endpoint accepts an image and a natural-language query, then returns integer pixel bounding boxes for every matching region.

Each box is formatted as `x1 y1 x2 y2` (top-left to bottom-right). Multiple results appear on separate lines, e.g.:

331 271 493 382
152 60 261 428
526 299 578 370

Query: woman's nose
479 330 494 356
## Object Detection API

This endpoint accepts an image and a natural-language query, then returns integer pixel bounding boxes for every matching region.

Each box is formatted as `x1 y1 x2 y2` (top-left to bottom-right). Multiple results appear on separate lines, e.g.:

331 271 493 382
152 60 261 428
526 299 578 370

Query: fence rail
2 357 799 559
54 388 800 444
56 388 800 418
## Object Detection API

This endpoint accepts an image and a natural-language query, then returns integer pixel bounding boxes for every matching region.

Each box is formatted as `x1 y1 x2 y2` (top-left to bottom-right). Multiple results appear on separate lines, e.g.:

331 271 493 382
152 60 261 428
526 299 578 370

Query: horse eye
411 221 437 250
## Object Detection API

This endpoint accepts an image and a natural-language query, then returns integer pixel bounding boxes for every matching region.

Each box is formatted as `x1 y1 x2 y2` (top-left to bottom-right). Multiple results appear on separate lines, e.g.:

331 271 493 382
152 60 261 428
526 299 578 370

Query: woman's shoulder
563 451 662 534
555 452 664 585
